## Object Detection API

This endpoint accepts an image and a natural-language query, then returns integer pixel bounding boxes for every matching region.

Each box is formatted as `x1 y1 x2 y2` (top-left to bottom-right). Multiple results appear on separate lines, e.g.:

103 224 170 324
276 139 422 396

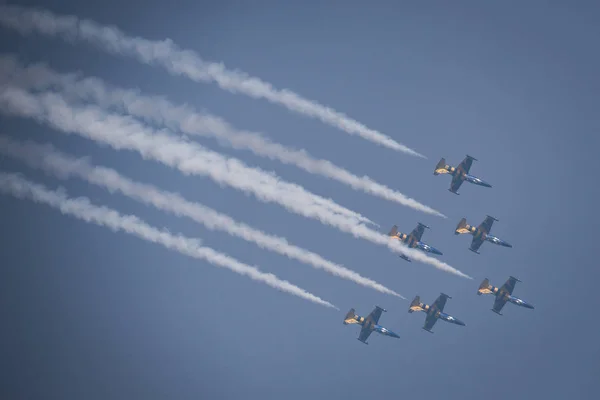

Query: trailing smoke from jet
0 135 404 298
0 87 470 279
0 86 375 227
0 171 338 309
0 55 444 217
0 4 424 157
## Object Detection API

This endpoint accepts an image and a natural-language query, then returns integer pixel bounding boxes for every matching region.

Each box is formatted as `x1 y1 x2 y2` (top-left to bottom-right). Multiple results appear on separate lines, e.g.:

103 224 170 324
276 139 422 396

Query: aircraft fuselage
434 159 492 189
484 233 512 248
343 313 400 339
395 233 443 255
410 302 466 327
479 285 534 310
464 173 492 188
437 311 467 326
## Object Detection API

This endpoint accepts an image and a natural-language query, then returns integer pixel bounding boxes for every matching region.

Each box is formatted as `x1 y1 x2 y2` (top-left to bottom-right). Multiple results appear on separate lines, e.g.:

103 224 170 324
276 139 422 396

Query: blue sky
1 1 599 399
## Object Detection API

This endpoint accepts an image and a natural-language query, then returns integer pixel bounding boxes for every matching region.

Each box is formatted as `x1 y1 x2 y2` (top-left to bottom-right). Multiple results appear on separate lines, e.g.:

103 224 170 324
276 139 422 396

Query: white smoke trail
0 4 424 157
0 55 445 218
0 87 471 278
0 86 375 227
0 171 338 309
0 135 404 298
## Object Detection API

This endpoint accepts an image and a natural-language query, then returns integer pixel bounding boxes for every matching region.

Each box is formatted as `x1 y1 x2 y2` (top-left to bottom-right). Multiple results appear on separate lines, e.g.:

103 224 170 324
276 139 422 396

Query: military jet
455 215 512 254
477 276 534 315
434 155 492 194
388 223 443 262
343 306 400 344
408 293 466 333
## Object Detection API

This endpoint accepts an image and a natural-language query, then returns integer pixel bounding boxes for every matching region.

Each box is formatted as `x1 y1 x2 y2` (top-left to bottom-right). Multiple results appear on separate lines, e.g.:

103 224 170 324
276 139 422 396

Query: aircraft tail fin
409 295 423 313
477 278 493 295
343 308 358 324
388 225 399 237
455 218 471 235
434 158 449 175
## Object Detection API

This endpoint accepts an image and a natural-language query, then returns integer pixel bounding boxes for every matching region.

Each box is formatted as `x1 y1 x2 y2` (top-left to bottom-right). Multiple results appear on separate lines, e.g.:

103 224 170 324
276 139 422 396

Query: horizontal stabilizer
478 278 493 295
409 295 423 313
343 308 358 324
455 218 470 234
388 225 399 237
434 158 449 175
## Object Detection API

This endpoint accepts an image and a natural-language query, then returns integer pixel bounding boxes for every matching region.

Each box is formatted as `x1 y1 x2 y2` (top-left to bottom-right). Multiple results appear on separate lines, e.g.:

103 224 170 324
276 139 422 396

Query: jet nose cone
482 182 492 188
424 245 443 255
453 319 466 326
524 303 535 309
389 331 400 338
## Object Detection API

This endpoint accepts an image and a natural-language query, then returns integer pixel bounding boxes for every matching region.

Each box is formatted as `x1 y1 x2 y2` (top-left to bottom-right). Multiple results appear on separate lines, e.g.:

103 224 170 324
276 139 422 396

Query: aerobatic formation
345 155 533 344
0 5 535 348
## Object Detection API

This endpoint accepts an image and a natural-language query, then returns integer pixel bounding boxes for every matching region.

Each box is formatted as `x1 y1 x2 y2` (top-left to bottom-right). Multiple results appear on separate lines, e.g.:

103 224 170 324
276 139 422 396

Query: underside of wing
449 174 464 193
423 314 438 331
409 223 427 242
492 296 508 314
499 277 518 296
431 294 448 314
358 326 373 343
365 306 384 326
470 236 484 253
477 216 495 235
457 156 475 175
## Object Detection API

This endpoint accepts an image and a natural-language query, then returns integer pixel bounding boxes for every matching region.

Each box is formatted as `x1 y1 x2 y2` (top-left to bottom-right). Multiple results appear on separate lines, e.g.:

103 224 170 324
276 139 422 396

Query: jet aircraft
455 215 512 254
388 223 443 262
408 293 466 333
343 306 400 344
434 155 492 194
477 276 534 315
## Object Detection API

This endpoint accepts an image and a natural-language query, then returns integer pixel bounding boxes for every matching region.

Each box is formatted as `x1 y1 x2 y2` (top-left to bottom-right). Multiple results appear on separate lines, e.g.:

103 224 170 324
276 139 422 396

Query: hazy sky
1 1 599 399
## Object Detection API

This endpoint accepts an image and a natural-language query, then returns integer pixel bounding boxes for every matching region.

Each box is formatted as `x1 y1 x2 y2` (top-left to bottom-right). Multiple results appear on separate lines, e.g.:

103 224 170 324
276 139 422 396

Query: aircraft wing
492 296 508 314
449 174 464 193
357 325 373 343
499 276 519 296
477 216 496 235
430 294 449 314
470 236 485 253
423 313 438 331
457 155 475 175
408 223 427 242
365 306 385 326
